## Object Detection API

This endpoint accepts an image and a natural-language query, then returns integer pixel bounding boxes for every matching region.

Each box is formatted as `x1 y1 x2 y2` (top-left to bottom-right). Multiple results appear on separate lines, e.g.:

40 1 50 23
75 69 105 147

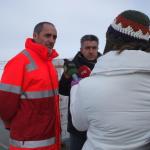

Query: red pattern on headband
116 16 150 34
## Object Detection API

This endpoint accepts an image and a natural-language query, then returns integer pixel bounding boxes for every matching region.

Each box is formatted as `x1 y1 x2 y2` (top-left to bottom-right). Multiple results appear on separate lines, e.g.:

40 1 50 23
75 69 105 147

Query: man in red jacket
0 22 61 150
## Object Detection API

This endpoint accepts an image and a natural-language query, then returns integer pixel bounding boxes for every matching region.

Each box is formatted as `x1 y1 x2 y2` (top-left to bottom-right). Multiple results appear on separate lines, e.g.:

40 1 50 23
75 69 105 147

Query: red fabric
0 38 61 149
0 91 20 122
25 38 58 61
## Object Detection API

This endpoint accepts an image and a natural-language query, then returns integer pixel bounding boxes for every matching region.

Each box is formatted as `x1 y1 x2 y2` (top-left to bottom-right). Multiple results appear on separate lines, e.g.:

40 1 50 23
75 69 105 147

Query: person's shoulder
6 50 29 67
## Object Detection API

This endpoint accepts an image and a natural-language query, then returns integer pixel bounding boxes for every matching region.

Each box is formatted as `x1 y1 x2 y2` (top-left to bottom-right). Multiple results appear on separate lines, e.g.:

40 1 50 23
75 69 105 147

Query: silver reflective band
0 83 21 94
10 137 55 148
22 50 37 71
21 89 59 99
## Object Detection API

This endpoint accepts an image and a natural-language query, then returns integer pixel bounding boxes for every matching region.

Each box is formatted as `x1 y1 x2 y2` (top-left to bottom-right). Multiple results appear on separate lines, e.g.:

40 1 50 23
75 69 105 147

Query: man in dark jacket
59 34 101 150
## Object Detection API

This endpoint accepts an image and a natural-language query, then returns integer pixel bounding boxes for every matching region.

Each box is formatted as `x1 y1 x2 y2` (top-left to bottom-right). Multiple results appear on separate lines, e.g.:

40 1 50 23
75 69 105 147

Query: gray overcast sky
1 0 150 60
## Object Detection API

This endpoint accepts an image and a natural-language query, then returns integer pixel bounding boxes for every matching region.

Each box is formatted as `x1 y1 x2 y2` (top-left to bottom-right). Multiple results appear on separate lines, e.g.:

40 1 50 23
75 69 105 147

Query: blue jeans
70 133 86 150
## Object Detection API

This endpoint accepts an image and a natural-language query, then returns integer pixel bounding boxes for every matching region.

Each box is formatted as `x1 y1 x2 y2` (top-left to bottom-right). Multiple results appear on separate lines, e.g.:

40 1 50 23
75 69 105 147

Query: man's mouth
47 45 53 49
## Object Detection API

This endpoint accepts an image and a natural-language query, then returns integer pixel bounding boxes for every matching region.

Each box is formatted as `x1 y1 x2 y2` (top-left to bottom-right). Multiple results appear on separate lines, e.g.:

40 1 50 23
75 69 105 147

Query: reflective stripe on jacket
10 137 55 148
0 38 61 150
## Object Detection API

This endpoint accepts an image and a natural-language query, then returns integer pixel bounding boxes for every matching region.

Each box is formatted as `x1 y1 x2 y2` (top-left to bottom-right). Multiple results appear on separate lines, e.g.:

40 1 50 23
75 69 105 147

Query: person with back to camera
59 34 101 150
0 22 61 150
70 10 150 150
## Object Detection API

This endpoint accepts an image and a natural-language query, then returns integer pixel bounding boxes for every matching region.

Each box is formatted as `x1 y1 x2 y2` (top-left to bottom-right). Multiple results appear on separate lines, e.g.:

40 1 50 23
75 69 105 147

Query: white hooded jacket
70 50 150 150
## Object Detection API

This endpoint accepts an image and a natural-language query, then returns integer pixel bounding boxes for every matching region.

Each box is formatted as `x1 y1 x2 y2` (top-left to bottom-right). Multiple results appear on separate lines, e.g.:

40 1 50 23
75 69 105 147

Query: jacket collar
25 38 59 61
73 51 101 70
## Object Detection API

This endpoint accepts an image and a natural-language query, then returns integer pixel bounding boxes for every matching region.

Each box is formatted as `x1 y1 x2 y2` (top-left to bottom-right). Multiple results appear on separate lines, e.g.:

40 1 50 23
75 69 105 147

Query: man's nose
49 37 55 43
89 48 95 52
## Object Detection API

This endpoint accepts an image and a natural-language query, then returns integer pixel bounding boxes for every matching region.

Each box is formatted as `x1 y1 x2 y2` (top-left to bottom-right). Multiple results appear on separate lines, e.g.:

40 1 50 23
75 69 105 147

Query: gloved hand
71 78 81 86
63 59 78 78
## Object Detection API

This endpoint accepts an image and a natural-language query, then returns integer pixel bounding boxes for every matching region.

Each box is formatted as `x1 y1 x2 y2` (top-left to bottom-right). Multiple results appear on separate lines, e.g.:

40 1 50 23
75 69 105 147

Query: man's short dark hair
80 35 99 47
33 22 55 34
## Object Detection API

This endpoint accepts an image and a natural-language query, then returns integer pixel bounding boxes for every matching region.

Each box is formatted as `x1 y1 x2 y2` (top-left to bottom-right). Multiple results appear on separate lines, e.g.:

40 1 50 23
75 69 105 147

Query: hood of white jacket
91 50 150 76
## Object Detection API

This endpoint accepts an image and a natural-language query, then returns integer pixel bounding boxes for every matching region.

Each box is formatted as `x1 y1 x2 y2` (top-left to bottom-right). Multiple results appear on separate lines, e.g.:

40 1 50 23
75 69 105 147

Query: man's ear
33 33 37 40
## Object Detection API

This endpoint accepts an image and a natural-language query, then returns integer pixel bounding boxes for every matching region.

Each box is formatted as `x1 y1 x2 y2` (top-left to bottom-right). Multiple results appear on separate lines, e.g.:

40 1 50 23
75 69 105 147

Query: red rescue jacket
0 38 61 150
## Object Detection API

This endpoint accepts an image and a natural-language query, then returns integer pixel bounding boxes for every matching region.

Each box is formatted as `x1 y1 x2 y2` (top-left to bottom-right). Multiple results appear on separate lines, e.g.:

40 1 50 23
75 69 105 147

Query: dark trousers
70 133 86 150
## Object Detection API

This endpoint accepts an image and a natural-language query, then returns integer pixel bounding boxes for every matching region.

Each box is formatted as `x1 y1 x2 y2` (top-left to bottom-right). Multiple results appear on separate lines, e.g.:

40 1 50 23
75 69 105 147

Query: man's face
33 24 57 53
80 40 98 60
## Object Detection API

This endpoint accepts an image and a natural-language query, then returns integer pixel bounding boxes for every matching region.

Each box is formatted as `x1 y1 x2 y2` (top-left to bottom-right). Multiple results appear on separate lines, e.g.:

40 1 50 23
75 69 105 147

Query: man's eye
85 46 97 49
45 34 51 38
92 46 98 49
45 34 57 39
53 35 57 40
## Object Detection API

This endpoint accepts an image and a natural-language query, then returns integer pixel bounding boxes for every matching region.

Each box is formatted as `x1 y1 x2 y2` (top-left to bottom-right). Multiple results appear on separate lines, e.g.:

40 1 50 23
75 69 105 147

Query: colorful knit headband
110 10 150 41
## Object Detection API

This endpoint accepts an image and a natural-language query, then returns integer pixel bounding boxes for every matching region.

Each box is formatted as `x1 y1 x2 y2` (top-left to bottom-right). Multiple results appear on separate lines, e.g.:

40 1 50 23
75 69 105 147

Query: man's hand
63 59 78 78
